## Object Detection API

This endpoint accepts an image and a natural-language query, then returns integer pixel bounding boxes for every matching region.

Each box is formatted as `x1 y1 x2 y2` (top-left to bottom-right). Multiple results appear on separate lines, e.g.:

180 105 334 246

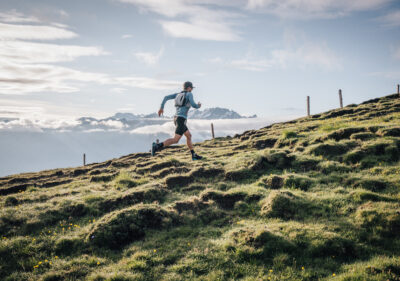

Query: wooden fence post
83 153 86 166
307 96 310 117
397 84 399 96
211 123 215 139
339 89 343 108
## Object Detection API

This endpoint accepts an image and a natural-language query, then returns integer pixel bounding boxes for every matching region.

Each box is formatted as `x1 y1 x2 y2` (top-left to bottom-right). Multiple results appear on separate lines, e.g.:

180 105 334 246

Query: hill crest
1 93 400 280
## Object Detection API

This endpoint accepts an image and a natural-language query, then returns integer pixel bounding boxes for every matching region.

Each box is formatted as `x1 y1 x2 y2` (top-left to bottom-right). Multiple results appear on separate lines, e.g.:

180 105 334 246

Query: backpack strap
182 91 188 106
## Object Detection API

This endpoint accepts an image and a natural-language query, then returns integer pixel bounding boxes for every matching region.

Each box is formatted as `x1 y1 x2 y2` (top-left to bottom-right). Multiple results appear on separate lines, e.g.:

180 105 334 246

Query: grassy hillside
1 93 400 281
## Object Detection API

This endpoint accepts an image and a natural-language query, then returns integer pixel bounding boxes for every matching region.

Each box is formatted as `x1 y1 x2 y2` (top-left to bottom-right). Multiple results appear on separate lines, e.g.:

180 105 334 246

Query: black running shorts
174 116 188 136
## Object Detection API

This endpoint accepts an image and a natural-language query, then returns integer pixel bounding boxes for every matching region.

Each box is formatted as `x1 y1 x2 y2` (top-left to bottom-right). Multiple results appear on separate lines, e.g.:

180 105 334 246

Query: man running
151 81 203 160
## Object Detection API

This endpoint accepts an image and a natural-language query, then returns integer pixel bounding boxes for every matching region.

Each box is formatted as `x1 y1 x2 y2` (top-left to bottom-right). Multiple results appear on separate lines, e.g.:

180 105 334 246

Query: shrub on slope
86 204 178 249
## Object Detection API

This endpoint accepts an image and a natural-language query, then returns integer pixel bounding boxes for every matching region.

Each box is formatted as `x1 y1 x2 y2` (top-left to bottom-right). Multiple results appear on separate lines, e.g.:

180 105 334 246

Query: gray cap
183 81 195 89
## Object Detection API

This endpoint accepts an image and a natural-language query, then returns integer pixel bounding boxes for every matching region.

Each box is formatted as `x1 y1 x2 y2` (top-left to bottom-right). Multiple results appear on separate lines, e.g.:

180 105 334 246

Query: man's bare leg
152 134 181 156
183 130 193 150
184 130 202 160
163 134 182 147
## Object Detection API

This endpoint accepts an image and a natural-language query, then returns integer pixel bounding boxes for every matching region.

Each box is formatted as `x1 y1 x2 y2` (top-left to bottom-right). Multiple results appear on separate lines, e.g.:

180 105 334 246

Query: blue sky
0 0 399 120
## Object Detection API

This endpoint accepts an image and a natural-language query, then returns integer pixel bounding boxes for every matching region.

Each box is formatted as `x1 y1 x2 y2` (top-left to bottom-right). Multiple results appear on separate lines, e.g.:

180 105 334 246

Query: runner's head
183 81 194 91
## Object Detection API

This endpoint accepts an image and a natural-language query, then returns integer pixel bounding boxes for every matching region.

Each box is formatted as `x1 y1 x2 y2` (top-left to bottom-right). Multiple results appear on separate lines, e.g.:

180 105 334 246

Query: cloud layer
130 117 293 139
0 111 295 139
118 0 395 42
0 9 40 23
380 10 400 27
0 11 181 95
135 46 165 65
246 0 393 19
119 0 242 41
209 40 341 71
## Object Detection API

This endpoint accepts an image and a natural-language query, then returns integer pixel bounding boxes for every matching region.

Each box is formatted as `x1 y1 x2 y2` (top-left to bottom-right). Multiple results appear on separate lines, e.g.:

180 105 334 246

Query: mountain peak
112 112 140 120
188 107 254 119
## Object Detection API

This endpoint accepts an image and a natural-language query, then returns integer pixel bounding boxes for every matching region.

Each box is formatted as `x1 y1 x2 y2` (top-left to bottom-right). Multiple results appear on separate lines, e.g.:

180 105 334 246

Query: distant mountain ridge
111 112 160 120
109 107 255 121
188 107 257 119
0 107 256 132
74 107 256 131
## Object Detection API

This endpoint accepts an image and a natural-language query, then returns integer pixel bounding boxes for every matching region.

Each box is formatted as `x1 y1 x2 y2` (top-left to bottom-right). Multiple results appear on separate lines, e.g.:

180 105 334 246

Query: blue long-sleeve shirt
160 91 199 119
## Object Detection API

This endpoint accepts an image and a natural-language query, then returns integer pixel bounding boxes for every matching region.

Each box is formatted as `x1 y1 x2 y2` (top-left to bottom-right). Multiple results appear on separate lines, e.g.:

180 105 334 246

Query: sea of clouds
0 116 294 177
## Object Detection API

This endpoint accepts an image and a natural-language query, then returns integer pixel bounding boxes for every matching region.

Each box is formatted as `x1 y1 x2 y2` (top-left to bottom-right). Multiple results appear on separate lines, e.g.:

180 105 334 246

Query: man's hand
158 108 164 116
197 102 202 108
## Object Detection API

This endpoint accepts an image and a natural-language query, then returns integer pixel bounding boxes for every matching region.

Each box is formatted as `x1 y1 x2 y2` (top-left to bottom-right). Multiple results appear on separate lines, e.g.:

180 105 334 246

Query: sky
0 0 400 121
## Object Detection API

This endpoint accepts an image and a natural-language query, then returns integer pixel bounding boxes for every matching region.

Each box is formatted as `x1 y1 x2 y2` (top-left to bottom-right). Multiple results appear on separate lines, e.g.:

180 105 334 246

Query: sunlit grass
1 93 400 280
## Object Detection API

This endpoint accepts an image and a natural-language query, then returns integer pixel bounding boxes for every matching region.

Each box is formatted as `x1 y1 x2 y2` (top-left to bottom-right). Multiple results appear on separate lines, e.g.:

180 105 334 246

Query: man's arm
158 93 178 116
187 93 201 109
160 93 178 109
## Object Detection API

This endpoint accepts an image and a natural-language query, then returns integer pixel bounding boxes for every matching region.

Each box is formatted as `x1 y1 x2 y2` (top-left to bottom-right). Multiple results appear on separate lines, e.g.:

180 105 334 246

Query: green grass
282 130 298 139
1 93 400 280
